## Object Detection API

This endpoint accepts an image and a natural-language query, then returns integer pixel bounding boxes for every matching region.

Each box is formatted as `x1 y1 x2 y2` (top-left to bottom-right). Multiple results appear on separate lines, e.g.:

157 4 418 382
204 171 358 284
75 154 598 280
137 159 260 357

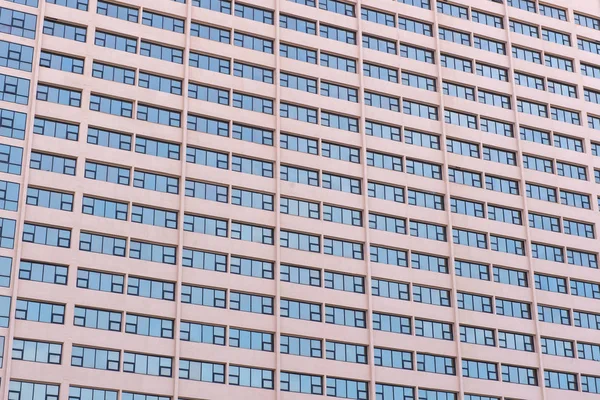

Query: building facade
0 0 599 399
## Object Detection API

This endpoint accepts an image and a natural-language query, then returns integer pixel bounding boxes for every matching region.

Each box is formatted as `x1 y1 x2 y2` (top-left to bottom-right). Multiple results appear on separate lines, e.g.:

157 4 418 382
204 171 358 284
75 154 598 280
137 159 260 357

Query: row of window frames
4 148 598 218
439 23 573 49
41 17 276 56
13 335 584 387
7 292 600 351
4 143 597 215
437 0 566 23
15 249 600 302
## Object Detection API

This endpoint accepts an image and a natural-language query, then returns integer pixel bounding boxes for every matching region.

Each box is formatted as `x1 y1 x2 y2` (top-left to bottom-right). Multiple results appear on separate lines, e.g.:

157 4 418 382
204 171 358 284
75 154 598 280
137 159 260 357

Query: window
189 52 230 74
325 271 364 294
560 190 590 209
181 284 226 309
229 327 273 351
0 73 29 105
535 273 567 293
139 72 181 95
496 299 531 319
571 279 600 299
552 107 581 125
439 27 471 46
399 17 431 37
374 347 411 369
398 0 430 9
180 321 225 345
545 53 573 71
71 345 121 371
0 217 15 248
0 40 33 72
230 255 273 279
400 44 434 63
363 62 398 83
373 312 411 335
370 245 408 267
417 353 456 375
280 103 317 123
231 291 273 314
128 276 175 301
324 237 363 259
232 222 273 245
280 14 316 34
461 325 495 346
281 264 320 286
371 278 410 301
74 305 121 331
320 52 356 72
0 108 26 140
280 334 322 357
133 170 178 194
140 41 183 64
77 268 123 293
499 331 534 352
133 205 177 229
126 313 173 339
486 175 519 195
97 1 138 22
538 305 571 325
182 248 226 272
445 110 477 129
69 387 117 400
229 365 273 389
441 54 472 72
414 319 452 340
232 155 273 177
235 3 272 24
541 337 574 358
449 168 482 188
324 204 361 226
22 222 70 248
143 11 184 33
0 7 37 39
325 305 366 328
455 260 489 281
502 364 538 385
326 378 368 400
280 230 319 252
361 7 394 26
494 266 527 287
414 285 450 306
15 298 64 324
369 213 405 234
458 292 492 313
13 338 62 364
20 261 67 285
185 180 228 203
82 196 127 221
27 187 73 211
123 352 172 377
280 43 317 64
179 358 225 382
280 299 321 322
473 9 503 27
43 19 86 42
463 360 498 380
488 205 521 225
443 82 475 101
232 188 273 211
544 371 577 391
321 24 356 45
78 231 125 256
281 371 322 394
